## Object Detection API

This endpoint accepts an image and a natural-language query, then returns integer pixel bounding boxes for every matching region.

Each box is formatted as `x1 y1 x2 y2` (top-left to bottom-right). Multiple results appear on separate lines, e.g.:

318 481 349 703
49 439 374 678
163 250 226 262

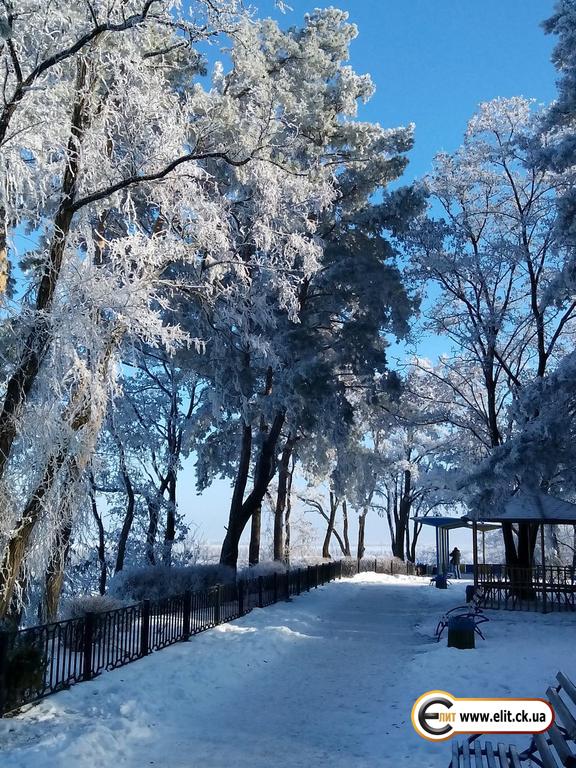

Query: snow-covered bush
58 595 128 651
108 565 236 602
238 561 288 579
60 595 128 621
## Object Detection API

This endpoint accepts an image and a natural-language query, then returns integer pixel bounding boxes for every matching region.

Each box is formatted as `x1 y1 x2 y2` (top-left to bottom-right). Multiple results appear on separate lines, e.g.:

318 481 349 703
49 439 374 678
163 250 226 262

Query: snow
1 574 574 768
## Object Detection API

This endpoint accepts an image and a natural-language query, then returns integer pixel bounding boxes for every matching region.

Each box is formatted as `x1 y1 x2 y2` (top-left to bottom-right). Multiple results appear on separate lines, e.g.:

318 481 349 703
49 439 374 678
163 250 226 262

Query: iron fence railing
476 563 576 612
0 557 415 715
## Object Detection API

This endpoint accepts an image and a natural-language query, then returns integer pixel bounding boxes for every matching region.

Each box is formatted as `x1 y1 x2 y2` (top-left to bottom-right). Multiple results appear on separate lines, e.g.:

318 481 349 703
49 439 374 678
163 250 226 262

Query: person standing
449 546 461 579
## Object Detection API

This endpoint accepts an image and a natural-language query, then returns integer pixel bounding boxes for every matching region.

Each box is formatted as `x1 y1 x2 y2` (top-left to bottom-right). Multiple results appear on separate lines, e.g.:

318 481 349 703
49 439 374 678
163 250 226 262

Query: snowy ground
1 573 574 768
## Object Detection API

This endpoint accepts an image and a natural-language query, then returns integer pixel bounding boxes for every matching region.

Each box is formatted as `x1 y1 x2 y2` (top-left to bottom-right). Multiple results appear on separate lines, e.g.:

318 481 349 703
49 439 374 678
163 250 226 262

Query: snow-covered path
1 574 575 768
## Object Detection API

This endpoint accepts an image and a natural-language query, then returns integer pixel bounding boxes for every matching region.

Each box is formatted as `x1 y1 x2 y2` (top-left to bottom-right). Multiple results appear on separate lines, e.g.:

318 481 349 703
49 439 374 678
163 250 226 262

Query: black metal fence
476 563 576 613
0 557 416 716
342 557 416 578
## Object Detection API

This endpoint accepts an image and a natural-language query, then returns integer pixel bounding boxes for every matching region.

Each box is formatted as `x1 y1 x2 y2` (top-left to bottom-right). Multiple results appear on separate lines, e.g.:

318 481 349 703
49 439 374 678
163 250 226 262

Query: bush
60 594 128 621
58 595 130 651
2 631 46 710
238 561 288 580
108 564 236 602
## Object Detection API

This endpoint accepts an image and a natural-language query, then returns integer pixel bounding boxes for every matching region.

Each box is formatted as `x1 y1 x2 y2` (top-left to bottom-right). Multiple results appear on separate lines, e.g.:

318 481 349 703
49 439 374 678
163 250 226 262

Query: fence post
182 590 192 640
296 568 301 595
83 612 96 681
238 580 245 616
0 631 9 715
273 572 278 603
390 559 394 576
140 600 150 657
258 576 264 608
357 558 360 575
214 585 221 625
284 571 291 602
315 564 319 588
374 557 377 573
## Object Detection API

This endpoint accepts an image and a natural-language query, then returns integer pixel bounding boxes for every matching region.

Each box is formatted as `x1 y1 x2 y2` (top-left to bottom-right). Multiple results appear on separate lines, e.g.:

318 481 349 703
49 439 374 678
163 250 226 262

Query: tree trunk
274 434 294 561
89 477 107 595
0 450 67 617
322 492 338 560
0 205 8 294
43 521 73 622
162 470 176 566
249 504 261 566
114 443 136 574
391 470 411 561
145 471 171 566
357 507 368 560
283 454 295 564
145 494 160 566
408 519 422 563
502 521 538 599
162 377 181 567
220 412 285 570
342 500 351 557
385 485 397 556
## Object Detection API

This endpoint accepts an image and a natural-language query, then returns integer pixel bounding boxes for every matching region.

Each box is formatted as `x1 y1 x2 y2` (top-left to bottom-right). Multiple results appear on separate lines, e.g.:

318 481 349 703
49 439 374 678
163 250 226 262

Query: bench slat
484 741 497 768
473 739 483 768
462 739 472 768
547 722 575 764
508 744 522 768
547 687 576 739
534 732 562 768
451 740 460 768
557 671 576 709
497 743 509 766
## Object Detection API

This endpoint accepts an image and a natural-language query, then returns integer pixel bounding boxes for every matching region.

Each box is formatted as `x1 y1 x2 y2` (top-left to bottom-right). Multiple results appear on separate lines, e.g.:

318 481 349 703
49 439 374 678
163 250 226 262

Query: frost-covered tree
475 2 576 514
185 10 419 570
0 1 358 617
543 1 576 249
338 369 452 563
408 97 576 570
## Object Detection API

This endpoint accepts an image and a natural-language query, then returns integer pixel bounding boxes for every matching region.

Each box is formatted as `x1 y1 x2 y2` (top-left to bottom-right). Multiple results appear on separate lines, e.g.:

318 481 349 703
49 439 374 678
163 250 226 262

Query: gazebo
465 489 576 613
413 516 500 576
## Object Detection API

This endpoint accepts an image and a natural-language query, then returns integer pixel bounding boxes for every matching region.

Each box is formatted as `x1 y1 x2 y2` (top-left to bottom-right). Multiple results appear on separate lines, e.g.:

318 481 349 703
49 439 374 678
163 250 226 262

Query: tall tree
189 11 419 570
0 0 352 615
408 97 576 570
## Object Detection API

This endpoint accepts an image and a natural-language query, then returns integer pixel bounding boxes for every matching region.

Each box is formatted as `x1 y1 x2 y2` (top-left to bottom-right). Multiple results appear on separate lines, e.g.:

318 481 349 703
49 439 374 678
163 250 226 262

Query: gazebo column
540 523 547 614
472 522 478 588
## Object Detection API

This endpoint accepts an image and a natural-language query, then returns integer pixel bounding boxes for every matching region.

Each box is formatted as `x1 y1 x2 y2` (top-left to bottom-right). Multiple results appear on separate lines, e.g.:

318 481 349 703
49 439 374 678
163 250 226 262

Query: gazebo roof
413 516 500 532
470 490 576 524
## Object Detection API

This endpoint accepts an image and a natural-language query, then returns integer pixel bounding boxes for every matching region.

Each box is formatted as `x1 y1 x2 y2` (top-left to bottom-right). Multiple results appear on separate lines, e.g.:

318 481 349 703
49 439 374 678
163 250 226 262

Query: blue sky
183 0 560 551
258 0 558 183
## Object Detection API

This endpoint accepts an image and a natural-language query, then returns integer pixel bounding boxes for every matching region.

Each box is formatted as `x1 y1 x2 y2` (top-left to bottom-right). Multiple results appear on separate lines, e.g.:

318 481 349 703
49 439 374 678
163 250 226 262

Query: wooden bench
449 671 576 767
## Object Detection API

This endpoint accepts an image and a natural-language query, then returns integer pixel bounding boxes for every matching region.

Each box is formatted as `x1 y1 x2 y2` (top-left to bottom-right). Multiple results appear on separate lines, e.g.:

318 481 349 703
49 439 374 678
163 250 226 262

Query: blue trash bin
435 574 448 589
